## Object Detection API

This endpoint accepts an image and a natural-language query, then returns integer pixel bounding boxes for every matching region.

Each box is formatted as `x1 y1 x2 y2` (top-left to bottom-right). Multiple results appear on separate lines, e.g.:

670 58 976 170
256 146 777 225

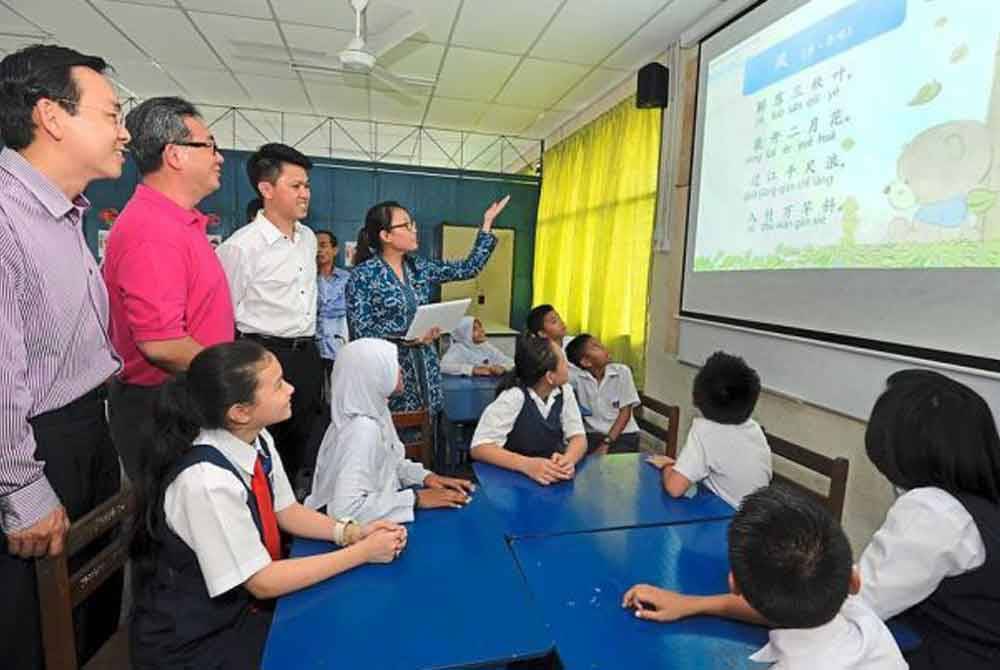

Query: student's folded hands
521 455 574 485
621 584 698 622
359 525 408 563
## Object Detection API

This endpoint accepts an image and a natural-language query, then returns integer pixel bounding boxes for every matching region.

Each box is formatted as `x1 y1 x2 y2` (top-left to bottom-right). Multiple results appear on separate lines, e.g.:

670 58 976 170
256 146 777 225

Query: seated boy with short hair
623 485 907 669
565 333 641 454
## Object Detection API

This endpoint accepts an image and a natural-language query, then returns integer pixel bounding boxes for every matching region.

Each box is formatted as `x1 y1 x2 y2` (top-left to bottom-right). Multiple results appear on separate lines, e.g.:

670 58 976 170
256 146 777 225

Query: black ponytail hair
497 334 561 395
353 200 410 266
131 340 272 584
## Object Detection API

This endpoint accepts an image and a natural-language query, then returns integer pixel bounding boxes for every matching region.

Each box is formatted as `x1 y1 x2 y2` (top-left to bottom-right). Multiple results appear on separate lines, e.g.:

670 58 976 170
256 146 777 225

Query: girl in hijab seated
307 338 476 524
440 316 513 376
469 335 588 485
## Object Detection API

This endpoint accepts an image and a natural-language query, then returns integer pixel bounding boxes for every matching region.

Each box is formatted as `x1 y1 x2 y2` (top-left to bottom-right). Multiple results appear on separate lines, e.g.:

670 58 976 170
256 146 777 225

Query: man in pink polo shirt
103 97 234 479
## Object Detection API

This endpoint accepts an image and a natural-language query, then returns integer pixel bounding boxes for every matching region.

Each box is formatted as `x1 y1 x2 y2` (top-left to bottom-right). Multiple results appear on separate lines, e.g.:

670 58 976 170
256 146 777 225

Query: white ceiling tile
101 0 175 7
105 59 176 97
552 67 630 112
434 47 519 101
477 106 541 136
233 73 311 112
308 81 371 118
425 97 488 131
93 1 220 68
495 59 588 108
371 89 428 125
532 0 664 66
0 6 47 34
603 0 714 70
172 66 250 105
452 0 561 54
281 23 353 62
6 0 144 63
180 0 272 19
189 11 290 77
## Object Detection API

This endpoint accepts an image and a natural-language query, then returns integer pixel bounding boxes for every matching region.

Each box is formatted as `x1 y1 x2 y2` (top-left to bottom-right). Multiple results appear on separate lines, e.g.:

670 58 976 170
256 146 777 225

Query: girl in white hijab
307 338 476 523
440 317 513 376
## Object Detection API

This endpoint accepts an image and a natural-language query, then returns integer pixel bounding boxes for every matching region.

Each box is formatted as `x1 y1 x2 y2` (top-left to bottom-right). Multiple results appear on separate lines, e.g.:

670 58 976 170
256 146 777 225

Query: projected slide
693 0 1000 271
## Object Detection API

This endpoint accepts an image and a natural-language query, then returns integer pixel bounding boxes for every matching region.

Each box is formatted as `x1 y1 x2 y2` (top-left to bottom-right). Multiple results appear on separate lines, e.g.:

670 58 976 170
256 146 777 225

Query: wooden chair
765 431 850 523
634 393 681 458
36 485 137 670
392 409 434 467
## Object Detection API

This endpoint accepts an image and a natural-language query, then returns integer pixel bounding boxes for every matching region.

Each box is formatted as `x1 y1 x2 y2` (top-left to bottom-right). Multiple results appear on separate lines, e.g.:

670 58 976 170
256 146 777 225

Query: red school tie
251 455 283 561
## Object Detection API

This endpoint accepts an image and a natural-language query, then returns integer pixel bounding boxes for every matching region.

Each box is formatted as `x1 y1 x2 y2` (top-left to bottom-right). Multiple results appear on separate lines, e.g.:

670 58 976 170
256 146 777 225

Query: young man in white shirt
216 143 320 487
623 485 908 670
565 334 641 454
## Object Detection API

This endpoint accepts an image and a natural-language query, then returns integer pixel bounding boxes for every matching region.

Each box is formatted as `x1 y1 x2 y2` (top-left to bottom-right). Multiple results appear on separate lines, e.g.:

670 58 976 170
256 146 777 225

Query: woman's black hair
354 200 410 265
130 340 272 583
497 334 561 395
866 368 1000 503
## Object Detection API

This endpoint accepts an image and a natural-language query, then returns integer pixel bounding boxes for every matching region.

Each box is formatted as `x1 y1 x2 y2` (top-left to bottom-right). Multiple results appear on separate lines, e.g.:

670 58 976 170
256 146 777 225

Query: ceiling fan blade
366 9 424 56
369 65 422 103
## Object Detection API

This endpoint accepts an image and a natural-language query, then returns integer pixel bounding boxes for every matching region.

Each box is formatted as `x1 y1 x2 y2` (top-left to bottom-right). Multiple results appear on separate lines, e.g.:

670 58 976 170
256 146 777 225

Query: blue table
512 520 769 669
474 453 735 538
262 495 553 669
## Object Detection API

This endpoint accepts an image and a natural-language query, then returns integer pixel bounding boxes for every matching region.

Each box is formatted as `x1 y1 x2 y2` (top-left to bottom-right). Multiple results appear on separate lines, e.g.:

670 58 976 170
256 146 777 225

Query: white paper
404 298 472 340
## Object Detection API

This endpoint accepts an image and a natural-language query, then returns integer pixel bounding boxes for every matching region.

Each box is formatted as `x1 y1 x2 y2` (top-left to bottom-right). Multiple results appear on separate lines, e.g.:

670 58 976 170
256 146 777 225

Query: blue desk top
473 454 736 538
512 520 770 670
262 495 553 670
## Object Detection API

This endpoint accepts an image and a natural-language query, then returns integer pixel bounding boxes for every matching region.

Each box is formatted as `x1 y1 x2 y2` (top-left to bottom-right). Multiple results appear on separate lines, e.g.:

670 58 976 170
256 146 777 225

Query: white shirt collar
195 427 269 476
254 210 302 246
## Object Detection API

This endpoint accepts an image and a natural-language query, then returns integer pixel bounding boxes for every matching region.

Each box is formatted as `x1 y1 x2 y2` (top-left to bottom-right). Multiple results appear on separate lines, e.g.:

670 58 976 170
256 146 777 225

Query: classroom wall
641 45 894 555
83 150 541 329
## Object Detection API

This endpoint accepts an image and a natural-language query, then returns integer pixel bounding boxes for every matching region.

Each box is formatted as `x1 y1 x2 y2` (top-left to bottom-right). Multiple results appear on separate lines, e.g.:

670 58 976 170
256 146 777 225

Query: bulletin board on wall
440 224 515 328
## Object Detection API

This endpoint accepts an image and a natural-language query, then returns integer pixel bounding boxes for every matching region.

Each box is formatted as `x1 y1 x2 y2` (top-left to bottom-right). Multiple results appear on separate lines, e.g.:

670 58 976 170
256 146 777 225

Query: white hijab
447 316 485 360
328 338 400 434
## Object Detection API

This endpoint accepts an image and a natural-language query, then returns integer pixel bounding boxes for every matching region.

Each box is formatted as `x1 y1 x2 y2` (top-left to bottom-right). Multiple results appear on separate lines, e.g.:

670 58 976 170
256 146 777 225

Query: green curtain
533 96 662 385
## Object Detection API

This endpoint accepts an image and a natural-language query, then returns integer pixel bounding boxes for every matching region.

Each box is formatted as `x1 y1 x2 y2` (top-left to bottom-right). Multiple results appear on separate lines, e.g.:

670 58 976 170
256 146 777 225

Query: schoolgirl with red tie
129 340 407 669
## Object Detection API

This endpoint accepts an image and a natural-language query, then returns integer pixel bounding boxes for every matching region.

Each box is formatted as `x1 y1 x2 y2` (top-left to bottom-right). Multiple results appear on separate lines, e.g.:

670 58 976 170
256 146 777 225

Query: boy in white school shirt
650 351 771 509
565 334 641 454
623 485 908 669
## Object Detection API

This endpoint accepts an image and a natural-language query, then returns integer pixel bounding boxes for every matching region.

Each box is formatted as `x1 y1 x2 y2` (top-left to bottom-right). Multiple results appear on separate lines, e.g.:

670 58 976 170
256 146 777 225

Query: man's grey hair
125 96 200 176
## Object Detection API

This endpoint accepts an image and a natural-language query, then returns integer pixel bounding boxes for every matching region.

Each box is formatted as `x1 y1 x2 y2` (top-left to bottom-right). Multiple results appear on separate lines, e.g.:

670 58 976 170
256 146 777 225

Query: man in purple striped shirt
0 45 131 669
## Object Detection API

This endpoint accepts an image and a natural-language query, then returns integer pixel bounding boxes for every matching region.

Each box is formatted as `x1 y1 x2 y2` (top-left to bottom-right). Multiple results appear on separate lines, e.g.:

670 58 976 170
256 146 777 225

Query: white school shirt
163 428 295 598
858 486 986 620
672 417 772 509
216 211 318 337
440 342 513 376
305 415 431 524
470 384 586 449
749 596 908 669
570 363 640 435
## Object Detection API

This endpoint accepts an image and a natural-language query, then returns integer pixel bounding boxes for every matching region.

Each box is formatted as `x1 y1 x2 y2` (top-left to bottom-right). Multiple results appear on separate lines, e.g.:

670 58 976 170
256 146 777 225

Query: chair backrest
635 393 681 458
765 431 850 523
392 409 433 467
35 485 137 670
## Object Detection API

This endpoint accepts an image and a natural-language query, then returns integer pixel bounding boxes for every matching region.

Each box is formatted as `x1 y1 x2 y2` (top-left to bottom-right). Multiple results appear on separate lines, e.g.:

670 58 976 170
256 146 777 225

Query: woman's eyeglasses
388 220 417 232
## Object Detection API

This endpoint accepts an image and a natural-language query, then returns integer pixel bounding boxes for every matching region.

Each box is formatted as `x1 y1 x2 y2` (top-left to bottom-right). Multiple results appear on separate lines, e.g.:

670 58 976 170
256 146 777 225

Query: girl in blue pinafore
345 196 509 415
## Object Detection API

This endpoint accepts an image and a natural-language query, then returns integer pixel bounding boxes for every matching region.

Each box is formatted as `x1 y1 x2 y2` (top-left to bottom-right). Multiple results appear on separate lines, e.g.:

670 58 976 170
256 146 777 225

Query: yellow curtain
533 96 661 385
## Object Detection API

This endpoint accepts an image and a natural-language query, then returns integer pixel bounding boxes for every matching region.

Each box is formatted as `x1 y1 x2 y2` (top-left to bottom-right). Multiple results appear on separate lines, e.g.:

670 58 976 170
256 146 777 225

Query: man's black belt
239 331 316 351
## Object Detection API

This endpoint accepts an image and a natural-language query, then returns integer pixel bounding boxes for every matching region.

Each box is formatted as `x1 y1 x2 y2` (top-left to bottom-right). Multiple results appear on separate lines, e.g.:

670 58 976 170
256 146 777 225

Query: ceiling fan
232 0 435 98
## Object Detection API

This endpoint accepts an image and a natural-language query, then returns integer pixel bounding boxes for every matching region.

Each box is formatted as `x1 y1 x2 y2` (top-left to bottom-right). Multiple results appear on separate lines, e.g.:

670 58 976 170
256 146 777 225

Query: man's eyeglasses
170 140 221 156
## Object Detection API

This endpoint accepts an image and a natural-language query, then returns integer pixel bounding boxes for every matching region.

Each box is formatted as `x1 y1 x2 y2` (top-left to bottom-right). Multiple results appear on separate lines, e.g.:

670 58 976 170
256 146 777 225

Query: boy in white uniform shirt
650 351 771 509
623 485 908 670
565 334 641 454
